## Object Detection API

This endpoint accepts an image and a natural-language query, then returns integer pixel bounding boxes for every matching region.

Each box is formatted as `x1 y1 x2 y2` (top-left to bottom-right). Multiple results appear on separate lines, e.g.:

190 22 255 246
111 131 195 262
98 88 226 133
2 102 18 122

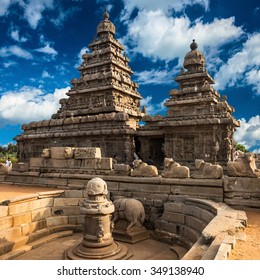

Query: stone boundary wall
154 198 247 260
0 189 85 258
0 189 247 260
1 171 260 209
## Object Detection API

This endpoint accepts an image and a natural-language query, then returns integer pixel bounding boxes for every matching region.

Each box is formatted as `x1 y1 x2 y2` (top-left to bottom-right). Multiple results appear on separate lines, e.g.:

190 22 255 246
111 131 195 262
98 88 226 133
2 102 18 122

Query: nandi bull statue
162 158 190 178
193 159 223 179
112 198 149 243
227 152 260 177
131 159 158 177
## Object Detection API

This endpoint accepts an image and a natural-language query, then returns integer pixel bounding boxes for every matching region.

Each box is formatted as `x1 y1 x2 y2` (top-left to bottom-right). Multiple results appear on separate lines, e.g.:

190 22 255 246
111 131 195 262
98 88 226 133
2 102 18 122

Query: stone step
170 244 188 259
0 230 73 260
0 224 77 257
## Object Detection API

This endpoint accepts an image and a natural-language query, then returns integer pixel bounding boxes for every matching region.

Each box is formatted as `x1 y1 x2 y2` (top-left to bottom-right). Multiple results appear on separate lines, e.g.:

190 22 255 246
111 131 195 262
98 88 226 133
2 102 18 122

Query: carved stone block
74 147 101 159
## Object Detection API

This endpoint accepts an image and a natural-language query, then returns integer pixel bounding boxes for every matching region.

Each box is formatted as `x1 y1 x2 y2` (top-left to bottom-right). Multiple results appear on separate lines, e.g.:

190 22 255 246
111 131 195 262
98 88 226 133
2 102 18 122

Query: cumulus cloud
0 45 33 59
234 115 260 151
121 0 209 20
122 10 243 64
0 0 11 16
140 96 167 115
0 86 70 125
22 0 54 29
214 33 260 94
134 68 176 85
42 70 53 78
10 29 27 42
35 43 58 56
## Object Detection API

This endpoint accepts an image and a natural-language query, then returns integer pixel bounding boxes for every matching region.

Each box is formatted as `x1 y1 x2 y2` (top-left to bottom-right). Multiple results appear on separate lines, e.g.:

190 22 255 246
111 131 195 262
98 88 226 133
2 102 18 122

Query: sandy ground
0 183 259 260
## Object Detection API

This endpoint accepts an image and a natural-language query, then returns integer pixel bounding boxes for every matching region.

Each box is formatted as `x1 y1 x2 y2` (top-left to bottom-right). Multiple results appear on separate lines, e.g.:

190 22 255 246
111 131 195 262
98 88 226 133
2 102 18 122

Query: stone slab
74 147 101 159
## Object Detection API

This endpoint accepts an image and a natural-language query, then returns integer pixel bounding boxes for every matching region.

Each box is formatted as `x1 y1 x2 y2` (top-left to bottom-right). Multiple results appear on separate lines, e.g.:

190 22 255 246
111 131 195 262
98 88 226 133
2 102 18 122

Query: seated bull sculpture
112 198 145 232
162 158 190 178
227 152 260 177
193 159 223 179
131 159 158 177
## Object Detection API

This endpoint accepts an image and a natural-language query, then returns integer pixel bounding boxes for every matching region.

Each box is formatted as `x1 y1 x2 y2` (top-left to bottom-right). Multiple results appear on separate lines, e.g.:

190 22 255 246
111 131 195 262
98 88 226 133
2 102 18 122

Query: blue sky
0 0 259 152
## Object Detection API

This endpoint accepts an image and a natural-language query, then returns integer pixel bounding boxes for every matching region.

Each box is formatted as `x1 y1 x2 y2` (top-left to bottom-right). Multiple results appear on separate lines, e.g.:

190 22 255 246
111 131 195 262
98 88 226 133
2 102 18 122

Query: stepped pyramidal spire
52 9 143 120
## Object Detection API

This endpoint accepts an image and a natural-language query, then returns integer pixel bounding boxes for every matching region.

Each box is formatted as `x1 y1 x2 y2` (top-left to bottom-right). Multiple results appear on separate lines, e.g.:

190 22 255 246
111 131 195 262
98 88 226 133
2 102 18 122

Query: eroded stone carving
112 198 145 231
193 159 223 179
227 152 260 178
64 147 74 159
41 148 51 158
131 159 158 177
161 158 190 178
64 177 131 260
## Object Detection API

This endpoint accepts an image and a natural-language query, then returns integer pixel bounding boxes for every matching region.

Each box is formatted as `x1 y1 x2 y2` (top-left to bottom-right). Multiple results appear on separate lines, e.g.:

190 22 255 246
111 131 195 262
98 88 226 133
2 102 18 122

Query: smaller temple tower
139 40 239 166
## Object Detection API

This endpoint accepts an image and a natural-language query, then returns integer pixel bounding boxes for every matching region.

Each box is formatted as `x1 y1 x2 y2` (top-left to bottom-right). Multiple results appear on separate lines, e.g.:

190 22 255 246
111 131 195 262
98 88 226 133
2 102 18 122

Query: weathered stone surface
45 216 69 227
0 206 8 218
53 198 80 207
31 208 52 221
100 158 113 170
0 226 21 241
13 212 32 226
74 147 101 159
29 158 43 168
50 147 67 159
0 216 13 230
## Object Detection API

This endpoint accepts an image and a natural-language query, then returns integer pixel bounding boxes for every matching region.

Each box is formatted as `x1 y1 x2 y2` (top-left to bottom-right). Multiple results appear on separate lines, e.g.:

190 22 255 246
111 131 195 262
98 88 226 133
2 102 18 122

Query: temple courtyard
0 183 259 260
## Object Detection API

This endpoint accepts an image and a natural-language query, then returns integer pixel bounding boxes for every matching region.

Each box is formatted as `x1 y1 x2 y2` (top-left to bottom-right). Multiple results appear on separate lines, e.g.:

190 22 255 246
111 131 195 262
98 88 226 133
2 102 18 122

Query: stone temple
1 11 260 261
15 11 239 168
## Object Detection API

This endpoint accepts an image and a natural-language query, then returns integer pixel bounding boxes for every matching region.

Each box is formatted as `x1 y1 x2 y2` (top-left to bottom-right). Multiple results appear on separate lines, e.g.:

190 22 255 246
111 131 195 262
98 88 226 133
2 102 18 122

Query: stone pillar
64 177 131 260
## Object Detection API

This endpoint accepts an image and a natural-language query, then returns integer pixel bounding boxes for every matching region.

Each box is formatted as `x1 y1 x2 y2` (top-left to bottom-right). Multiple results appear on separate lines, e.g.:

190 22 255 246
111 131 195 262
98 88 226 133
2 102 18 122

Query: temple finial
190 39 198 50
103 6 109 20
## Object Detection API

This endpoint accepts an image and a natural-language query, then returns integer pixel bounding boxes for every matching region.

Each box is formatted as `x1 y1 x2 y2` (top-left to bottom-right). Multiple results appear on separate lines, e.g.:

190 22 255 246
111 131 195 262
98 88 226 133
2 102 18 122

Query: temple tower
139 40 239 166
15 10 143 163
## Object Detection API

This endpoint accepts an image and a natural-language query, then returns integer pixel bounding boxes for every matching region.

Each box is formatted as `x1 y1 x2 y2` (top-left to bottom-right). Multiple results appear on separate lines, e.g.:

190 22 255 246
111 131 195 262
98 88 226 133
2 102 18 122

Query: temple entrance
148 138 164 167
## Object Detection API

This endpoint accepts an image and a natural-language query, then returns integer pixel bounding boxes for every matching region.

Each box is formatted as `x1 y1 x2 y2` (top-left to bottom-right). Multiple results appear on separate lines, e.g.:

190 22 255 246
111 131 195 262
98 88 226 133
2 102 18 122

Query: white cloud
214 33 260 94
42 70 53 78
3 61 17 68
140 96 167 115
0 0 11 16
122 10 243 63
10 29 27 42
0 45 33 59
121 0 209 20
75 46 88 67
134 68 176 85
35 43 58 56
234 115 260 151
23 0 54 29
0 86 70 125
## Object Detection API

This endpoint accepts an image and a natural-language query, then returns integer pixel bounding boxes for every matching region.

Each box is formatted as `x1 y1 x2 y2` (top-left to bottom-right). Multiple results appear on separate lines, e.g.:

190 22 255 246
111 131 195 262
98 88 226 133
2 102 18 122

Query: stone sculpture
64 147 74 159
193 159 223 179
131 159 158 177
41 148 51 158
64 177 131 259
161 158 190 178
112 198 145 231
227 152 260 178
112 198 149 243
